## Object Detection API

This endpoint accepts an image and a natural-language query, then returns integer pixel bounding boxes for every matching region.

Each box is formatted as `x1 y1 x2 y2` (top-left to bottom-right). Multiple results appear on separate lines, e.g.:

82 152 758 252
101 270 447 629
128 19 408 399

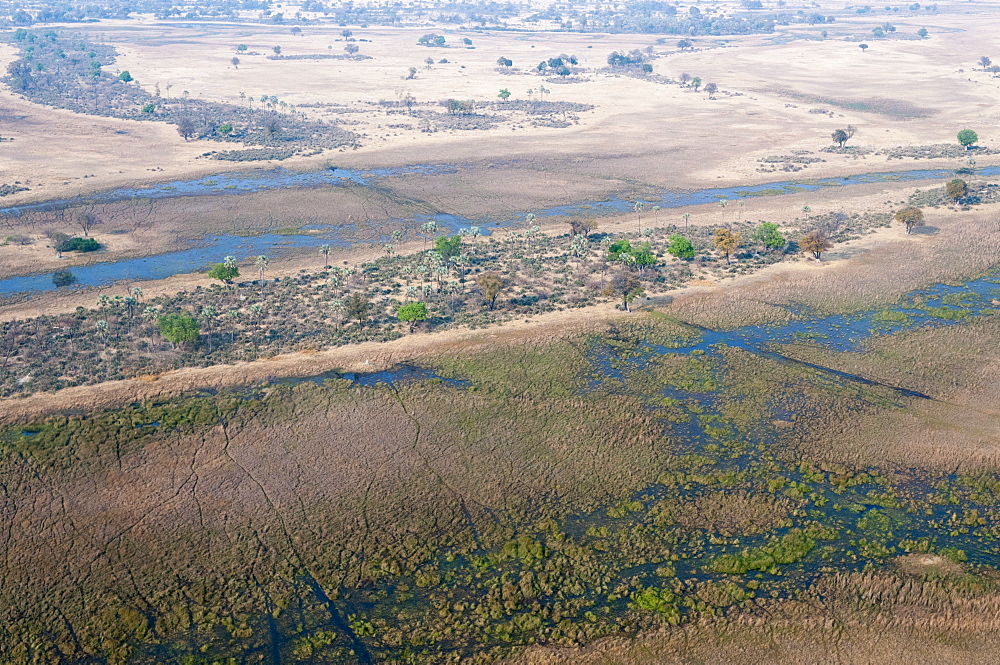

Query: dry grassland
2 6 1000 206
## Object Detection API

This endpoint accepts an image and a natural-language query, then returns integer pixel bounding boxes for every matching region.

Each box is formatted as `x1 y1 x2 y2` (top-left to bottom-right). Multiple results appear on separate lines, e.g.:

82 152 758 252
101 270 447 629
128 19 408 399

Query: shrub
52 268 77 288
57 236 100 252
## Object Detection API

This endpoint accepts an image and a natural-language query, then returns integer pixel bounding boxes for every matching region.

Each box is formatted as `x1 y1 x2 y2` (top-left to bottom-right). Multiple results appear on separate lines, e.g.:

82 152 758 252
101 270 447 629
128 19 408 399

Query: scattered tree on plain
946 179 968 200
158 313 200 347
397 302 429 331
434 235 462 262
750 222 785 251
831 125 856 148
177 117 196 140
568 219 594 237
602 271 643 312
713 228 740 264
958 129 978 150
799 230 832 259
666 234 695 259
704 82 718 98
894 206 925 234
345 292 372 326
208 261 239 284
476 272 508 310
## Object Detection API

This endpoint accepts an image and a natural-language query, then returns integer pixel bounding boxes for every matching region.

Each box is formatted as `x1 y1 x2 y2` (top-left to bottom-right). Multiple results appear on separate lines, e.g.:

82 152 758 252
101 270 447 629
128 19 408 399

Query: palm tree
633 201 644 233
201 305 217 352
226 309 241 343
320 244 332 268
224 255 238 272
683 213 691 231
419 220 438 249
255 255 269 283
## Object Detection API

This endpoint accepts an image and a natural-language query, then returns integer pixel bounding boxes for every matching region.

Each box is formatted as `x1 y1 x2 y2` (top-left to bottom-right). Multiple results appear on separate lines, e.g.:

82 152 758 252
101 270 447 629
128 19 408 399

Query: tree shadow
912 225 939 236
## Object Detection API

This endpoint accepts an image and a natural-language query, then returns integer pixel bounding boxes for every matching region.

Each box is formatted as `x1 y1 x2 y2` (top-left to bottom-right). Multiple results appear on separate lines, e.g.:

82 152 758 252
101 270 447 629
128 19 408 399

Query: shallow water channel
2 163 994 296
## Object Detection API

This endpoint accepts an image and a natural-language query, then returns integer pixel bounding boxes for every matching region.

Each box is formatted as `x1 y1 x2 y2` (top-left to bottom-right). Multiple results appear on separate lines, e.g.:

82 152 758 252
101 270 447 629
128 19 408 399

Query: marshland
2 0 1000 662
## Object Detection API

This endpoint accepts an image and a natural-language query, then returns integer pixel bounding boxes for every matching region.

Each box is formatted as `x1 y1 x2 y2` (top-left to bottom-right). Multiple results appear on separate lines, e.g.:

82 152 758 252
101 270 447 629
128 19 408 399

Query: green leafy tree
158 313 200 346
434 235 462 262
917 27 928 37
608 239 656 269
894 206 925 234
208 262 239 283
397 302 429 331
859 43 869 52
218 123 233 136
118 70 133 83
498 88 511 101
631 242 657 269
691 77 702 91
237 44 248 53
832 129 848 147
666 234 695 259
958 129 978 150
750 222 785 251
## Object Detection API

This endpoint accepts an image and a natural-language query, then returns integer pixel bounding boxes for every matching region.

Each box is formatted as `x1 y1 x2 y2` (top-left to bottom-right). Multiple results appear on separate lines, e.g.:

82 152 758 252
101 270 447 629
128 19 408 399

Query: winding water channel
1 163 993 296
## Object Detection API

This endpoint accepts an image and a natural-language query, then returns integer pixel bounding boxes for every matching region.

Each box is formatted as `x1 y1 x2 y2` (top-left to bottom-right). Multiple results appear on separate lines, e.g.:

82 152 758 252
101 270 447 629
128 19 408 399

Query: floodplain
2 0 1000 662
